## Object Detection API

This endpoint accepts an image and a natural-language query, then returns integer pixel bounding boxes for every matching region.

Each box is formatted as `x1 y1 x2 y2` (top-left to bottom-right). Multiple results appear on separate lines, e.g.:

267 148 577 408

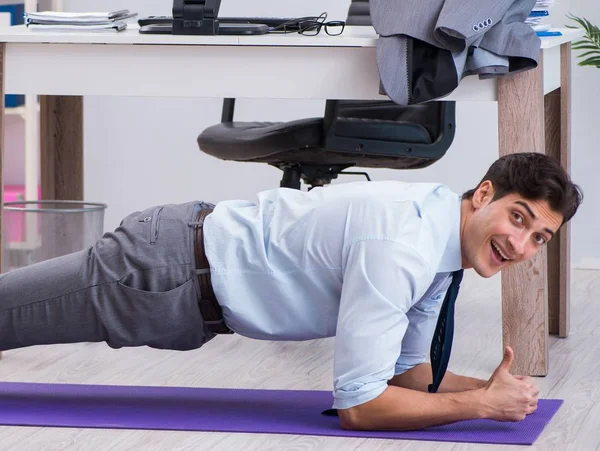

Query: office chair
197 0 456 189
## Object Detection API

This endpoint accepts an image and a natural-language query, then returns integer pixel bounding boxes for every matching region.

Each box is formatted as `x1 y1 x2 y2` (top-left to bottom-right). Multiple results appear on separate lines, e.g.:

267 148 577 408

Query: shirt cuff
332 381 388 410
395 357 427 375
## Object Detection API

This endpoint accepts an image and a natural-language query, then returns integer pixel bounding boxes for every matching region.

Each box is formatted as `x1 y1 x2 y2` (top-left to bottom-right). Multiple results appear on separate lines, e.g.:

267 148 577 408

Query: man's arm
338 384 483 431
332 238 537 431
390 278 486 395
338 346 539 431
389 363 487 393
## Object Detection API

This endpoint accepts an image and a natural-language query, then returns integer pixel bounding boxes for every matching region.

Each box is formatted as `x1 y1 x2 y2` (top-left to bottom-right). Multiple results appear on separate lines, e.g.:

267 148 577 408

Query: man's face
462 181 563 278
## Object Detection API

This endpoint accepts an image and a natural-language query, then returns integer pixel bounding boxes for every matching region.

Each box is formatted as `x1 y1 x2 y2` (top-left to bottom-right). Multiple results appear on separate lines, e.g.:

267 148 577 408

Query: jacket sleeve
434 0 530 52
477 0 541 74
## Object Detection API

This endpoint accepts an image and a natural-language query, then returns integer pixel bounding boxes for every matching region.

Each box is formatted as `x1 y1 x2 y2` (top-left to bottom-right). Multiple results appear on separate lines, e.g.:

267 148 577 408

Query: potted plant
568 14 600 68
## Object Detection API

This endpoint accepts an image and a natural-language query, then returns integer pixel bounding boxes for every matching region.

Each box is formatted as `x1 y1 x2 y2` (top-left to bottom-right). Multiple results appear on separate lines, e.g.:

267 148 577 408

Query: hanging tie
428 269 464 393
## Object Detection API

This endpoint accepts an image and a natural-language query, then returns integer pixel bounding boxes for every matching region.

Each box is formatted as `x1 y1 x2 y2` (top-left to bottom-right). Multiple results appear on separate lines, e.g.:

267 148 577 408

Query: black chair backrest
346 0 371 26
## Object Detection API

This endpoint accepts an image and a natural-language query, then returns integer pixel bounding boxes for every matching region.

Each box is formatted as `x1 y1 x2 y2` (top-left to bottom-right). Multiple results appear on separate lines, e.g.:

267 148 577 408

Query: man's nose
507 234 527 256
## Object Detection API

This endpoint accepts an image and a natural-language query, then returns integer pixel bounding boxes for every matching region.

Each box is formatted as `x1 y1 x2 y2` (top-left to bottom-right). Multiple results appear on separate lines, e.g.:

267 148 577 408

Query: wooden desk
0 25 584 375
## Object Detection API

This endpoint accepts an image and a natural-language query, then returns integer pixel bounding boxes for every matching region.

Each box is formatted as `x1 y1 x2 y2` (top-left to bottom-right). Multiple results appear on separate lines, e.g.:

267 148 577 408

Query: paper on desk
25 17 135 26
526 0 556 26
25 10 136 24
26 22 128 32
532 23 552 32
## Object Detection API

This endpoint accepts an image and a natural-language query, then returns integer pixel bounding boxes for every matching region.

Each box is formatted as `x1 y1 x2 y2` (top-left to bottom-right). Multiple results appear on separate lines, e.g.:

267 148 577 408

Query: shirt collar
438 195 463 273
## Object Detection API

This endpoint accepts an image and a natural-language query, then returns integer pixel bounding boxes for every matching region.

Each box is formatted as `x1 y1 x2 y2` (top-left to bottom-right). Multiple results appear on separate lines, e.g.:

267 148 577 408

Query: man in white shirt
0 152 582 431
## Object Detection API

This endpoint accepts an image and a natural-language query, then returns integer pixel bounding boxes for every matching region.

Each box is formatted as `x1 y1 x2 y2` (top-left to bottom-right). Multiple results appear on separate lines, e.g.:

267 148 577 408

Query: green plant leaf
576 50 600 58
573 45 600 51
579 56 600 67
568 13 600 69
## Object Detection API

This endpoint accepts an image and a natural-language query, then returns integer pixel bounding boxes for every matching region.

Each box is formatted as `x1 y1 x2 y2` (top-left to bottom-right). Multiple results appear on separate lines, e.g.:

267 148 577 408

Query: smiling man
0 152 582 431
460 162 566 278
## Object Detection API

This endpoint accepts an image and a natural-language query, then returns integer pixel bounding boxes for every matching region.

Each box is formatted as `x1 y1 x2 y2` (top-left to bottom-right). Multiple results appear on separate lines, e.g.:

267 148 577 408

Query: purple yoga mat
0 382 561 445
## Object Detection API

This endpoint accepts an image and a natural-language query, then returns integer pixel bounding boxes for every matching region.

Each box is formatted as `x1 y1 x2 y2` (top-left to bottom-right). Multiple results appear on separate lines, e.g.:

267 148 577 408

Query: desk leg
545 43 572 338
40 96 84 261
498 52 548 376
0 43 5 360
40 96 84 202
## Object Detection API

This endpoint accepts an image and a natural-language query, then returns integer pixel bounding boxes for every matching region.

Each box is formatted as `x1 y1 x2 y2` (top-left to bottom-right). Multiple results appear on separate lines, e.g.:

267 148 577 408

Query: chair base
276 163 373 190
276 163 354 189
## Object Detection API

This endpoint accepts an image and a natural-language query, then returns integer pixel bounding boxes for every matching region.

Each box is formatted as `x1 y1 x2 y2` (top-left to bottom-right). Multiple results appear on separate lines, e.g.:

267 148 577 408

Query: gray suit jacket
371 0 540 105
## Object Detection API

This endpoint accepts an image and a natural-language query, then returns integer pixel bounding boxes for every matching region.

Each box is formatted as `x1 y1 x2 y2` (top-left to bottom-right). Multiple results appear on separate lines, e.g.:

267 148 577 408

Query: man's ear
472 180 495 209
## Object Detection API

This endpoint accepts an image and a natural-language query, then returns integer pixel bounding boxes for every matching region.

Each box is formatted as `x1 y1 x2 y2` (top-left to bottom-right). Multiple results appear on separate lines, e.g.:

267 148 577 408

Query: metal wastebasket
2 200 107 273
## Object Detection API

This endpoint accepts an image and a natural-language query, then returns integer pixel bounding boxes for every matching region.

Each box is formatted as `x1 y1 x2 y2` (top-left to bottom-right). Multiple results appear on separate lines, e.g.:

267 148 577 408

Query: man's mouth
491 240 511 263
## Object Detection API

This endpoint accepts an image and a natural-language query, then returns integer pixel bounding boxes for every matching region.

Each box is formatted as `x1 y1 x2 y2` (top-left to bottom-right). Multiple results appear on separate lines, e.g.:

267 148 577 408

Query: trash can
2 200 107 273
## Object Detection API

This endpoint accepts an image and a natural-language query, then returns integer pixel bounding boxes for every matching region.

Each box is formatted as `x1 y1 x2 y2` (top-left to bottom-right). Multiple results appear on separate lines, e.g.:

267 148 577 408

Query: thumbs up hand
478 346 540 421
497 345 515 372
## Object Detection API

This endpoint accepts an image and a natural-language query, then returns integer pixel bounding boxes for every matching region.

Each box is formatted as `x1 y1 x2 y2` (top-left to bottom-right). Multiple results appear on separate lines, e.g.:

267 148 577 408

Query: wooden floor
1 269 599 450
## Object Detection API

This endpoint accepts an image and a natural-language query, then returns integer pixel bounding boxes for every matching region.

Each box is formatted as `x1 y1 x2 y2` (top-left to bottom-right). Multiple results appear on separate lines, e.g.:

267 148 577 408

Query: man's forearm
388 363 487 393
339 384 486 431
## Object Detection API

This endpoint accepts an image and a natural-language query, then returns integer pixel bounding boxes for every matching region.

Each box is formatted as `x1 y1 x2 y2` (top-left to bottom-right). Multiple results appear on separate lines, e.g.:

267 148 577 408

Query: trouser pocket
106 277 209 350
149 206 164 244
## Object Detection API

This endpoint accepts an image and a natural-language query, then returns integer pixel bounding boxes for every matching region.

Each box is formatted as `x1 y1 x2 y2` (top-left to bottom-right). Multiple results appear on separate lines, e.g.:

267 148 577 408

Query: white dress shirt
203 181 463 409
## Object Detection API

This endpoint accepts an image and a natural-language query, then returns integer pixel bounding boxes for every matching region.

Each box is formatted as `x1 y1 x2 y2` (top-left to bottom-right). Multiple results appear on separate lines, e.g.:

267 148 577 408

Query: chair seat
198 117 432 166
198 118 323 161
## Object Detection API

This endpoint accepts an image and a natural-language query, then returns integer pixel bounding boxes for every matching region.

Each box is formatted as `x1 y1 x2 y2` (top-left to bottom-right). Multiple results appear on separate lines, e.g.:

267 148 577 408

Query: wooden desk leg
40 96 84 262
545 43 572 338
0 43 5 361
498 52 548 376
40 96 84 202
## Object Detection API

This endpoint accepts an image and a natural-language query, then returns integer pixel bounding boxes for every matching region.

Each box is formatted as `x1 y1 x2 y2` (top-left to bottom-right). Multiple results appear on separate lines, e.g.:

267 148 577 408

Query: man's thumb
499 346 514 371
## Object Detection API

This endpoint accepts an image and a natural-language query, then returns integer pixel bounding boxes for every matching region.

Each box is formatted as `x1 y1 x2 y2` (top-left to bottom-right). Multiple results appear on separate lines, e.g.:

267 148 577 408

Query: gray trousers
0 201 215 351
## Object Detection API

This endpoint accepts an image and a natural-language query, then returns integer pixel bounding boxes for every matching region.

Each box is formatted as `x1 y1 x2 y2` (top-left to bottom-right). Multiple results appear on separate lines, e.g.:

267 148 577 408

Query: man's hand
338 346 540 431
478 346 540 421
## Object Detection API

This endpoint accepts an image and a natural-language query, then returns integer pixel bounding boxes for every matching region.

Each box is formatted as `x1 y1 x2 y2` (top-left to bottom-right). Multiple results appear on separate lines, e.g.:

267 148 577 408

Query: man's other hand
479 346 540 421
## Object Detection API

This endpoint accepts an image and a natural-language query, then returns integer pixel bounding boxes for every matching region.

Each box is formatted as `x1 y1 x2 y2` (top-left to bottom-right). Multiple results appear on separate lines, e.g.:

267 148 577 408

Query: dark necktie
321 269 464 416
428 269 463 393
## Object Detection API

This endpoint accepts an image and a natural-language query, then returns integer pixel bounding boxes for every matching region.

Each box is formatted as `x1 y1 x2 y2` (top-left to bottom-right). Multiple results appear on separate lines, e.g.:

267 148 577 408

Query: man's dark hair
462 153 583 223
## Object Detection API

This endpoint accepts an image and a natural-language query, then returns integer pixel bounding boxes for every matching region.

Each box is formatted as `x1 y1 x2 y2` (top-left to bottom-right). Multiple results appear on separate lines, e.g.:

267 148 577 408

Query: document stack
526 0 555 33
24 10 137 32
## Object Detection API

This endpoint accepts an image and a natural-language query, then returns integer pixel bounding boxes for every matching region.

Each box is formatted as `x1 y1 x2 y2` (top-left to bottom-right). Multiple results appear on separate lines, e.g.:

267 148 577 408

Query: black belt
194 208 234 335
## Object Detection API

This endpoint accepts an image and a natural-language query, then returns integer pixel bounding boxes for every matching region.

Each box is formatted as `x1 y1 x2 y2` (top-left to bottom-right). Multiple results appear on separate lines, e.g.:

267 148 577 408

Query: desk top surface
0 24 584 49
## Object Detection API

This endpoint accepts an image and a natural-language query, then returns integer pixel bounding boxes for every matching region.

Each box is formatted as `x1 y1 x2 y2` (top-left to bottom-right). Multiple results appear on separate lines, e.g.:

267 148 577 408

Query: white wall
542 0 600 269
20 0 600 267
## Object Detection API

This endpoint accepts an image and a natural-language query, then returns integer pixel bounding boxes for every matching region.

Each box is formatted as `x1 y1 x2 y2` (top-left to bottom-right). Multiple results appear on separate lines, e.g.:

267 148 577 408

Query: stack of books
526 0 558 36
24 10 137 32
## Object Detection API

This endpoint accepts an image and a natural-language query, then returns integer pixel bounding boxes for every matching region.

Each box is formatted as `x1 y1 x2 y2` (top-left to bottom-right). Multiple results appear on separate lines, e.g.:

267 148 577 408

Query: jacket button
473 24 479 31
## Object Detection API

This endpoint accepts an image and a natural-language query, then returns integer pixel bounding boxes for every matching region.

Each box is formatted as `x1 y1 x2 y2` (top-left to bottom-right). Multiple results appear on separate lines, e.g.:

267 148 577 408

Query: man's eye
535 235 546 245
512 212 523 223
